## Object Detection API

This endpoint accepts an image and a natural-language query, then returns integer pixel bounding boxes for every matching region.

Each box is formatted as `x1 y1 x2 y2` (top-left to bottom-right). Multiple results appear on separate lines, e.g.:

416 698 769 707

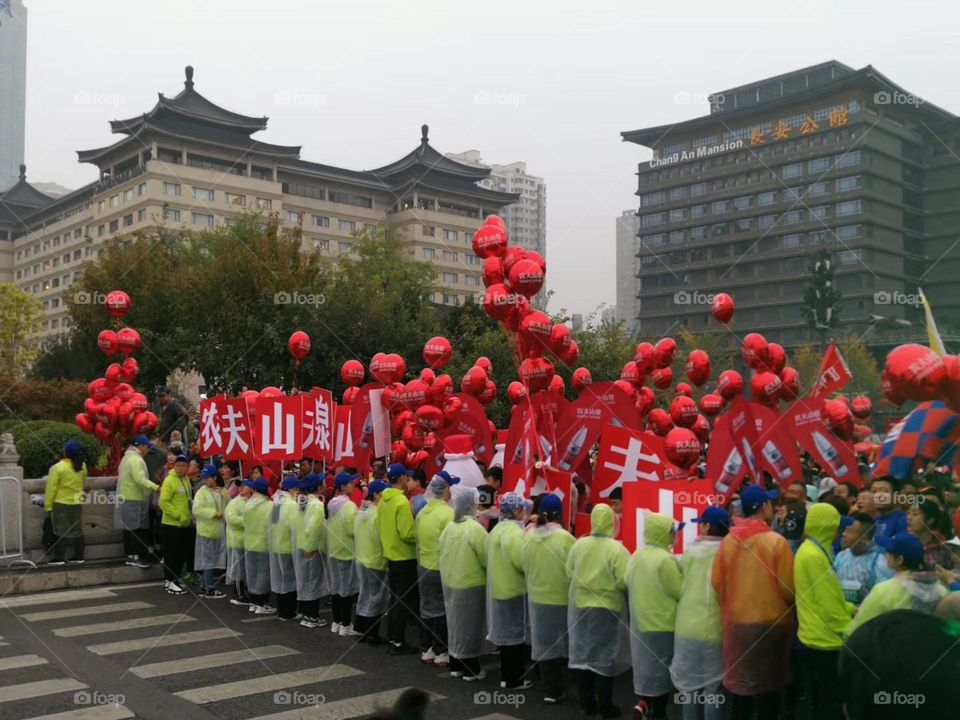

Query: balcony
94 165 147 195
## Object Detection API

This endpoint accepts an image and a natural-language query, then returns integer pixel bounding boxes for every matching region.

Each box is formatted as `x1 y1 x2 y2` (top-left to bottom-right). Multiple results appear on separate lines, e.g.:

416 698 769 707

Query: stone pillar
0 433 25 562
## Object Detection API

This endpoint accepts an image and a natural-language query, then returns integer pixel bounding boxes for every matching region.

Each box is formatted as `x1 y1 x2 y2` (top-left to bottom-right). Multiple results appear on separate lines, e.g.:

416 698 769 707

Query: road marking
0 677 87 703
469 715 525 720
53 614 194 638
130 645 298 678
0 589 116 609
0 654 49 671
249 688 445 720
241 616 279 623
87 628 241 656
22 706 135 720
174 663 363 704
21 602 153 622
0 642 8 647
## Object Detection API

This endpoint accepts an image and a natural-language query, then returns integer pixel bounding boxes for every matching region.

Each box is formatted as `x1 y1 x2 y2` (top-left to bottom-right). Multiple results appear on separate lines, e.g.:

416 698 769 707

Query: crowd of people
38 428 960 720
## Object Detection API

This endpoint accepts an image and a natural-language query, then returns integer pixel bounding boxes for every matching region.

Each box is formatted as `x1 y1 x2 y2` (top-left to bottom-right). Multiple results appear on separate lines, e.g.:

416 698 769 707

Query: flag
872 401 960 480
919 287 947 356
809 342 852 398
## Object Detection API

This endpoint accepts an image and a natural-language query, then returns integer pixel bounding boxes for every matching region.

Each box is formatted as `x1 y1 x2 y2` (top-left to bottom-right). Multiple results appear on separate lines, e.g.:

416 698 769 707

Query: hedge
1 421 105 478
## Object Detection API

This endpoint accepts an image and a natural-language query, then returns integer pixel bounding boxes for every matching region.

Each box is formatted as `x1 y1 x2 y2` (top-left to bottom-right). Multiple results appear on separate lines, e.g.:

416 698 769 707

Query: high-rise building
446 150 546 258
621 61 960 348
0 67 519 337
0 0 28 191
615 209 641 333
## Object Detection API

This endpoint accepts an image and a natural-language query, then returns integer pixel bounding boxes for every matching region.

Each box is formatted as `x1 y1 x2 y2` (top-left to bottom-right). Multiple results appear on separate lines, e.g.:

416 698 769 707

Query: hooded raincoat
565 504 631 676
243 492 272 595
292 494 327 602
520 522 574 661
485 517 528 646
417 497 454 619
628 512 682 696
439 488 488 660
115 447 158 531
795 504 855 650
192 484 227 571
326 494 359 596
269 490 298 594
355 502 390 617
223 493 246 583
845 571 948 637
711 516 795 695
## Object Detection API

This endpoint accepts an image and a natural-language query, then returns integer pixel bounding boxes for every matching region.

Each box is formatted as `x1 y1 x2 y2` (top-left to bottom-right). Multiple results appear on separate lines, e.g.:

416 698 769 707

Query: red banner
220 396 255 461
593 424 684 501
543 467 574 527
749 402 804 487
349 383 386 469
621 477 718 553
334 405 355 465
301 388 335 463
198 394 228 457
785 397 860 486
705 412 748 499
429 393 495 469
255 395 304 462
810 342 853 399
725 397 762 484
554 382 642 475
503 402 540 492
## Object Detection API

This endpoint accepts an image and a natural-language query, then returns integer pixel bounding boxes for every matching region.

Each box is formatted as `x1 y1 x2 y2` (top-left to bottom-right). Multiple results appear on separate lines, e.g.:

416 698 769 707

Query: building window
808 157 831 174
163 207 181 222
784 209 805 224
74 227 82 239
423 225 436 236
669 208 686 222
224 192 246 207
312 214 330 227
688 227 706 241
138 183 146 196
443 293 459 306
329 191 373 209
442 250 458 262
287 211 303 225
192 213 214 227
758 191 776 207
109 195 120 208
338 219 356 233
710 200 729 214
836 200 862 217
782 163 803 179
640 213 665 228
668 186 688 201
734 218 752 233
465 232 474 244
465 275 480 286
163 182 181 196
73 249 82 260
690 182 708 197
835 150 861 168
442 229 458 241
312 238 329 250
157 148 182 164
193 187 215 201
123 214 134 227
808 181 829 196
123 188 134 202
836 224 861 240
465 253 481 265
338 242 353 254
710 223 728 237
97 201 105 213
733 196 752 211
137 209 146 222
641 191 666 206
423 247 436 259
810 205 829 220
188 153 243 175
691 204 707 218
109 220 119 232
758 215 776 230
836 175 861 192
838 249 862 265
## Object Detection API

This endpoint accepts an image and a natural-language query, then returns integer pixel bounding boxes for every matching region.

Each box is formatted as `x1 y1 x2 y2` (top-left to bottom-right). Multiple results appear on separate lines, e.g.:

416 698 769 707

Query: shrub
0 378 88 423
5 421 104 478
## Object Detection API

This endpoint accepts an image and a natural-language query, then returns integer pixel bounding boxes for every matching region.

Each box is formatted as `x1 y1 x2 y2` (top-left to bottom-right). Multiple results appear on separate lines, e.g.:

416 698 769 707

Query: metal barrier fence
0 475 36 570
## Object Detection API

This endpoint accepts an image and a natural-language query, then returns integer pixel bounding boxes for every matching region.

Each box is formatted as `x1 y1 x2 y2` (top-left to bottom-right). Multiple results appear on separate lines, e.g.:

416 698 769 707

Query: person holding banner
628 512 683 720
486 492 534 690
327 471 360 635
224 480 250 605
671 506 729 720
354 479 392 643
520 493 574 705
711 485 794 720
243 478 274 614
270 476 301 620
565 503 630 719
416 473 458 667
439 485 488 681
293 473 329 628
192 465 228 599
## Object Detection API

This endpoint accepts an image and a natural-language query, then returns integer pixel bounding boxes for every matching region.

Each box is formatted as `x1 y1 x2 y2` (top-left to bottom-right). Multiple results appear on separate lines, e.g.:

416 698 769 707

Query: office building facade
615 209 641 333
0 0 28 191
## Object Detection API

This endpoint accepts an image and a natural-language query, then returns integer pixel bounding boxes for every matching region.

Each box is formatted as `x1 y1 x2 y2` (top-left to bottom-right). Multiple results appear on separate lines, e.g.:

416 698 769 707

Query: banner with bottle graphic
723 397 763 484
425 393 495 472
749 402 804 486
502 399 542 492
785 397 859 486
593 424 686 501
349 382 390 469
705 413 749 500
543 467 574 527
621 477 719 554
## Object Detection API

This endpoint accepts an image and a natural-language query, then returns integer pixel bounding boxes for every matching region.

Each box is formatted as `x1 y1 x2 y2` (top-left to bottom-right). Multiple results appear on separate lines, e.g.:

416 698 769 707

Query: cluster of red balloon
739 333 801 407
76 291 156 443
883 343 960 413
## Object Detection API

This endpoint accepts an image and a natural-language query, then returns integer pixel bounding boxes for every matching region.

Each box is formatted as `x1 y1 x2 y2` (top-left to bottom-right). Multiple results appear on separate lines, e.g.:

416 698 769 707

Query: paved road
0 581 639 719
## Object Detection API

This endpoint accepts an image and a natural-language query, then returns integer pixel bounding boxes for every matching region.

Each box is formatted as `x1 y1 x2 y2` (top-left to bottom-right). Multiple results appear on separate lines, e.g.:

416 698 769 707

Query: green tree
0 284 43 379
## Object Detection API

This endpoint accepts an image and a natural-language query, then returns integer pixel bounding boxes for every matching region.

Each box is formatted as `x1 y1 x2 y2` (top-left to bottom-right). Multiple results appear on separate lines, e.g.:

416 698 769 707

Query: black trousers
575 669 615 715
802 646 842 720
331 594 357 625
355 614 382 640
161 525 192 582
452 656 481 676
731 691 781 720
247 592 269 607
540 658 565 696
276 591 297 619
500 643 527 687
50 534 84 562
639 694 670 719
424 615 448 654
122 528 150 557
298 598 320 618
386 559 420 645
233 579 248 601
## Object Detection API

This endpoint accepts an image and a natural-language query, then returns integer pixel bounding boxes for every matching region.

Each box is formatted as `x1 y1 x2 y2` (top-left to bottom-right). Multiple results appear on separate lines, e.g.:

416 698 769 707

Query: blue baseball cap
174 454 189 464
281 475 302 491
335 471 359 489
132 435 153 447
301 473 322 493
741 485 779 516
247 478 269 495
539 494 563 516
692 505 730 528
387 463 413 481
200 465 219 479
63 441 83 459
500 492 531 517
434 470 461 486
876 531 926 568
367 479 390 499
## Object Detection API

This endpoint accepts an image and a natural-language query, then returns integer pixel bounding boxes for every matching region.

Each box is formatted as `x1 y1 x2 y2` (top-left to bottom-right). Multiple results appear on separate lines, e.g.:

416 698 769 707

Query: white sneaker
248 603 256 612
434 652 450 667
421 647 436 663
449 669 463 679
462 670 487 682
338 624 360 637
254 605 277 615
48 561 65 566
166 581 187 595
501 680 534 690
230 597 250 606
330 622 342 634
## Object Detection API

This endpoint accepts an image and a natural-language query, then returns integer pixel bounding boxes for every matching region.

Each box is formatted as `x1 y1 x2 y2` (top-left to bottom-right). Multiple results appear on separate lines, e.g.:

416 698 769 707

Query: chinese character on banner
334 405 354 464
593 424 666 501
199 394 227 457
543 467 574 527
220 397 253 460
621 478 716 553
772 120 790 140
302 388 334 463
255 395 303 461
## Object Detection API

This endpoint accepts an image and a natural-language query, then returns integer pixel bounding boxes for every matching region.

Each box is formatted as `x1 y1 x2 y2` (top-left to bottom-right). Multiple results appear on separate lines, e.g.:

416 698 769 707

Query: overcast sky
20 0 957 316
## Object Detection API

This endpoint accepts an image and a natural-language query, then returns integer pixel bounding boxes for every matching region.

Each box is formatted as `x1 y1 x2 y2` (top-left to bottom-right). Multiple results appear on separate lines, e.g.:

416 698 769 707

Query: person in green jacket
327 471 360 634
115 436 159 568
628 512 683 720
486 491 533 690
243 479 275 614
45 442 87 566
520 493 575 704
270 476 301 620
224 481 250 606
416 472 457 667
355 479 392 643
192 465 228 599
439 485 488 681
159 454 193 595
376 463 422 655
671 506 729 720
566 503 630 719
846 531 948 637
794 502 855 720
293 474 328 628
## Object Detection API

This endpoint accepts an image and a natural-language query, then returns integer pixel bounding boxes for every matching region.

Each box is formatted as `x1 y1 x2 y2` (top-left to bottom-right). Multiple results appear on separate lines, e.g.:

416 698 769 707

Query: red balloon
83 398 100 417
665 427 701 469
685 349 712 387
635 386 656 417
342 386 359 405
670 395 699 428
117 401 135 425
429 374 454 405
423 337 453 370
139 410 158 434
371 353 404 384
381 382 403 410
442 396 464 423
287 331 311 363
472 222 508 258
651 367 673 390
779 367 801 401
851 395 873 419
485 214 507 230
692 414 711 443
461 367 488 395
341 360 366 386
675 382 693 397
388 353 407 383
121 357 139 383
548 375 565 397
392 410 414 436
423 432 438 451
711 293 735 324
518 357 555 392
614 379 638 400
116 328 141 356
482 256 505 288
699 393 724 417
717 370 744 400
402 422 426 450
475 357 493 378
766 343 787 375
94 422 113 442
482 283 525 321
420 368 436 385
885 343 947 402
501 246 527 277
400 380 429 409
572 367 593 393
507 381 528 405
649 408 674 436
742 333 769 369
549 324 572 357
519 311 553 356
407 450 429 470
391 440 408 465
98 329 119 357
104 364 123 386
561 340 580 367
751 371 782 406
105 290 132 320
114 383 134 402
634 342 655 374
415 404 444 431
478 379 498 405
822 398 854 440
75 413 94 434
261 386 283 397
620 361 641 386
508 258 545 298
653 338 678 369
853 423 872 441
87 380 111 404
525 249 546 274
